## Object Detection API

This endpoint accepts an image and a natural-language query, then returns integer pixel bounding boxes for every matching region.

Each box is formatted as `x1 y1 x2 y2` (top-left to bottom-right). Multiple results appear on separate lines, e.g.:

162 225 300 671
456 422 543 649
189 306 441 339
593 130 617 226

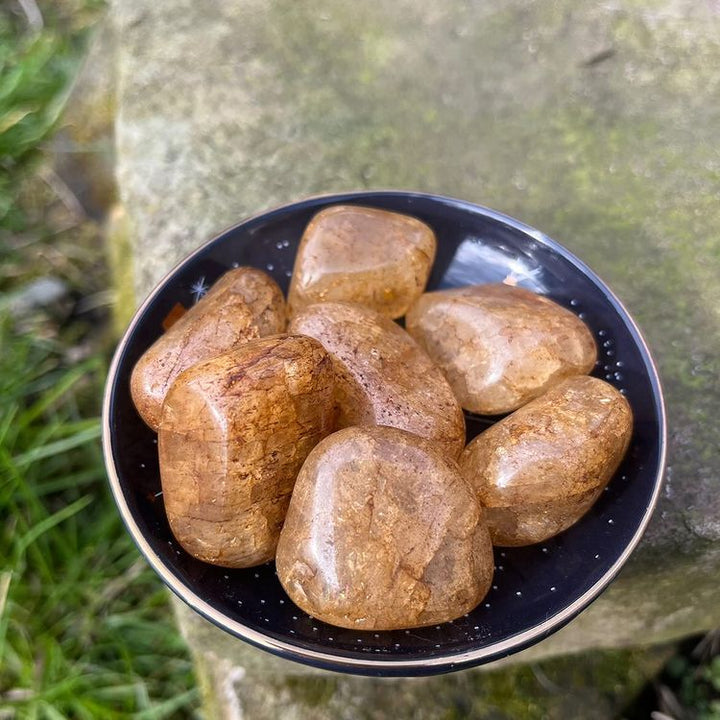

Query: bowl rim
102 189 667 675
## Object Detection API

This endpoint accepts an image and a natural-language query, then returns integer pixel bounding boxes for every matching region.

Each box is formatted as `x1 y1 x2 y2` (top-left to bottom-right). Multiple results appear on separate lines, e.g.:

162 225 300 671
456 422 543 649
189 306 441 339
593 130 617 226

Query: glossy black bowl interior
103 191 665 676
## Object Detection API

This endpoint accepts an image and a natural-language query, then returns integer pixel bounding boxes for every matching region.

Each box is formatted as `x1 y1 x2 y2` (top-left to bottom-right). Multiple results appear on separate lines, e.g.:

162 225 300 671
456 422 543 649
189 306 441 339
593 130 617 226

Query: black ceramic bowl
103 191 666 676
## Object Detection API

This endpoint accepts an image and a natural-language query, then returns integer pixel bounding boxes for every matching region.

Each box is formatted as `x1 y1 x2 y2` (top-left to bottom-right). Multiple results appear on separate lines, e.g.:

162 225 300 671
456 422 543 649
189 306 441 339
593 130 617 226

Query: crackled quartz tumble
276 426 494 630
131 267 286 430
406 283 597 415
459 376 633 546
289 301 465 459
288 205 436 318
158 335 336 568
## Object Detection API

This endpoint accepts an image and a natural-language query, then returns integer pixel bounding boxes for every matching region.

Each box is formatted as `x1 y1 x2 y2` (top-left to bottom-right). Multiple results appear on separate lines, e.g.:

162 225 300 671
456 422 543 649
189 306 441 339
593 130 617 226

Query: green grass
656 635 720 720
0 1 99 230
0 2 199 718
0 322 200 719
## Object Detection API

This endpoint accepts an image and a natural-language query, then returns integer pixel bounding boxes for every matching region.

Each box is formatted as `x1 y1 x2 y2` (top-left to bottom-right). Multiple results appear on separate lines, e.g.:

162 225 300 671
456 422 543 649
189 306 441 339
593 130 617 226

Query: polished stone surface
159 335 335 567
130 267 285 429
460 376 633 546
289 301 466 458
406 284 597 415
288 205 436 318
276 426 494 630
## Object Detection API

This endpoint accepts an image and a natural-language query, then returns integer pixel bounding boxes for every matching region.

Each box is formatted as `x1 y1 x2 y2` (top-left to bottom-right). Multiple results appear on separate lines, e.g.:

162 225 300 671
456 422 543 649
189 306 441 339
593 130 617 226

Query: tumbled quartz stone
158 335 336 568
459 376 633 546
287 205 436 319
406 283 597 415
289 301 466 459
276 426 494 630
131 267 286 430
221 266 288 336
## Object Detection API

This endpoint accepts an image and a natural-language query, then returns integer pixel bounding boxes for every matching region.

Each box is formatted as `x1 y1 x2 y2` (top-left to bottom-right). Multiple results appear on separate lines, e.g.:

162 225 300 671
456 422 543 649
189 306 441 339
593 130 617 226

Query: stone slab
108 0 720 715
197 644 671 720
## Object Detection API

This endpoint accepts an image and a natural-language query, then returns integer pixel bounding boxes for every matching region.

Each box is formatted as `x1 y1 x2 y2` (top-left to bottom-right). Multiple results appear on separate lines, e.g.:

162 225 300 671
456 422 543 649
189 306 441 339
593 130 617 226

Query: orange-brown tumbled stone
158 335 336 568
289 302 466 459
276 426 494 630
406 283 598 415
131 267 286 430
459 376 633 546
288 205 436 319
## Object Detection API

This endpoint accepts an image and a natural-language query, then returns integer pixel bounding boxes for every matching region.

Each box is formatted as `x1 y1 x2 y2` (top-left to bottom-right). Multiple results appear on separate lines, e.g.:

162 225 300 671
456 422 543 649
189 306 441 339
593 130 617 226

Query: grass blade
134 689 200 720
12 424 101 468
14 495 92 559
21 360 101 427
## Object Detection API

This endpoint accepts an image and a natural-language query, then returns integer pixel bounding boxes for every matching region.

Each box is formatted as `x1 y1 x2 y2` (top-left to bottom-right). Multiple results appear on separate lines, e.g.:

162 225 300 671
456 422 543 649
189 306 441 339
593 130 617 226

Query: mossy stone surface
110 0 720 715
